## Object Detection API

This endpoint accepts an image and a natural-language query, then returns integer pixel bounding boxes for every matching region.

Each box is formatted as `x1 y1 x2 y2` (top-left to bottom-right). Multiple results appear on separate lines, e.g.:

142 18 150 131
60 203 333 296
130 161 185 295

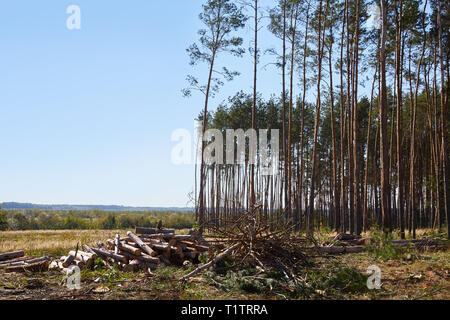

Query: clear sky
0 1 372 207
0 0 280 207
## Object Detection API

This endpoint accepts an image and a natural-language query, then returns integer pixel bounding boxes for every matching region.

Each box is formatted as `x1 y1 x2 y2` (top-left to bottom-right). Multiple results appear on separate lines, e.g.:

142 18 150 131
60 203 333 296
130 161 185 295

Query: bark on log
119 251 160 265
316 246 366 254
90 247 127 264
139 234 167 240
0 251 25 262
171 246 183 254
135 227 175 235
179 243 241 281
62 255 75 268
127 231 156 257
6 259 49 273
151 243 170 253
106 240 142 256
69 250 94 262
165 235 193 241
82 244 96 255
390 240 440 245
0 256 30 266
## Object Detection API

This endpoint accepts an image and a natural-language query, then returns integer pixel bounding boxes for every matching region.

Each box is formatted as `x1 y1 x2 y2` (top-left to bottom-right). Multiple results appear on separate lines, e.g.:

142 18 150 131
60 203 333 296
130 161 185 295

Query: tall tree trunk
353 0 362 235
309 0 323 236
437 1 449 239
250 0 258 209
395 0 405 239
328 17 340 232
299 2 311 232
379 0 391 232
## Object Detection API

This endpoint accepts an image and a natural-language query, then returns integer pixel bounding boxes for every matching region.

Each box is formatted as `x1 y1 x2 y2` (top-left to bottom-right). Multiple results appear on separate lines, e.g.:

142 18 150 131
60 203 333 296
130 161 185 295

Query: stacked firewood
0 251 50 273
50 228 211 274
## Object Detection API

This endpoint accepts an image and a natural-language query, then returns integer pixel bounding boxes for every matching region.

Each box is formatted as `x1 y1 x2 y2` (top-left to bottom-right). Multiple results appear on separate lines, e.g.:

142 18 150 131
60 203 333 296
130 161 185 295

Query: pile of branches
180 205 310 283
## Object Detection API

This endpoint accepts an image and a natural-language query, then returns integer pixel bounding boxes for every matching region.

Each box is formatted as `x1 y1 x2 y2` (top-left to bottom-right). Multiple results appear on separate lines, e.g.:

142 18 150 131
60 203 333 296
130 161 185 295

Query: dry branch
179 243 241 281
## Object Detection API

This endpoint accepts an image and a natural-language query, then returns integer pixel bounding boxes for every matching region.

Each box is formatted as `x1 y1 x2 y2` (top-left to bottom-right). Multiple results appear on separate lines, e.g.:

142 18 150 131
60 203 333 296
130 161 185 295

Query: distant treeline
0 205 195 231
1 202 193 212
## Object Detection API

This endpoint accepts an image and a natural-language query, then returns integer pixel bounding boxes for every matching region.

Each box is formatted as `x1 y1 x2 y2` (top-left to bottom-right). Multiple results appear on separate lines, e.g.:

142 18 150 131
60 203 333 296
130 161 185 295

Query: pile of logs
0 250 50 273
50 228 212 274
314 233 443 254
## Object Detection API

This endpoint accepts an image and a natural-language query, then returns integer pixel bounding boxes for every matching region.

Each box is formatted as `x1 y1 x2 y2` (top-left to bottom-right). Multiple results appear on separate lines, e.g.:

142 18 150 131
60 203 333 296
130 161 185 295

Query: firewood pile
48 228 212 275
0 251 50 273
180 205 310 282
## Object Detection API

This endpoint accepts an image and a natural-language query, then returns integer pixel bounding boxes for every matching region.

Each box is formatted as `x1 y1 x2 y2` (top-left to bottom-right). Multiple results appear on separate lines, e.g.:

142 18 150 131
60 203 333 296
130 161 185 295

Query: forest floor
0 229 449 300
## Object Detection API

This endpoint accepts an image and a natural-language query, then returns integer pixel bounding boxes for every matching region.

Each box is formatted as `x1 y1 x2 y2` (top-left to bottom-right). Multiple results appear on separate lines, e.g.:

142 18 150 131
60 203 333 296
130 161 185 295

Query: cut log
73 260 86 269
164 234 193 241
171 246 183 254
150 243 170 253
335 233 358 241
6 259 49 273
114 234 121 255
90 247 127 264
344 246 366 253
390 240 440 246
62 255 75 268
135 227 175 235
316 246 366 254
82 244 96 255
23 256 50 265
106 240 142 256
0 256 30 267
179 241 209 253
127 231 156 257
0 251 25 262
69 251 94 262
119 251 160 265
185 247 198 253
139 234 167 240
122 260 141 272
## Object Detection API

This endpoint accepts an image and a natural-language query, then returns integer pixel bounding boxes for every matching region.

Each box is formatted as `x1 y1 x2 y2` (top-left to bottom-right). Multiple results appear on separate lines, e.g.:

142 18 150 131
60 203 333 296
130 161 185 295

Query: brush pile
180 205 310 282
49 227 212 275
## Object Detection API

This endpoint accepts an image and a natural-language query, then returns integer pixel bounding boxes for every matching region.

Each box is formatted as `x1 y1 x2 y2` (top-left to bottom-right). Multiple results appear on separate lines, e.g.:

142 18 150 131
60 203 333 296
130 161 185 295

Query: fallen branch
179 243 241 282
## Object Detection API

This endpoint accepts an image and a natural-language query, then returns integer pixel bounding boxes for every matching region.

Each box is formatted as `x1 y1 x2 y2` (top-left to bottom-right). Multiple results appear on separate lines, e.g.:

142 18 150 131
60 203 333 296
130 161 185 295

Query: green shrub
367 230 407 261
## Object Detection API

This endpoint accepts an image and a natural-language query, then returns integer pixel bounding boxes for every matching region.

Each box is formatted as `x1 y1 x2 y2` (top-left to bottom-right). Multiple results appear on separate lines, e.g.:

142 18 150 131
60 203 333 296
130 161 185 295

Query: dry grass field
0 229 448 300
0 230 128 257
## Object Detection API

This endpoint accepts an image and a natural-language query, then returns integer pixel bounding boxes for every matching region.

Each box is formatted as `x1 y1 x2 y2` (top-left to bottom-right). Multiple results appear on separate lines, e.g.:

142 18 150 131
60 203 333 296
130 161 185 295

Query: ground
0 230 449 300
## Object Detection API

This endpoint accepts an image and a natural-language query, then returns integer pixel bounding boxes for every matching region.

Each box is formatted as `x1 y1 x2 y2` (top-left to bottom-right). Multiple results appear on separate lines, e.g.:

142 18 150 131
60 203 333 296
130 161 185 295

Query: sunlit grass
0 228 192 257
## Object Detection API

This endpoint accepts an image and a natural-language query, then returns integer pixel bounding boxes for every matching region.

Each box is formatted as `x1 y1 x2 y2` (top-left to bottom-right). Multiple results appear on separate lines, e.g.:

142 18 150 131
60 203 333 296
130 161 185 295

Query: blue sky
0 1 373 207
0 0 283 207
